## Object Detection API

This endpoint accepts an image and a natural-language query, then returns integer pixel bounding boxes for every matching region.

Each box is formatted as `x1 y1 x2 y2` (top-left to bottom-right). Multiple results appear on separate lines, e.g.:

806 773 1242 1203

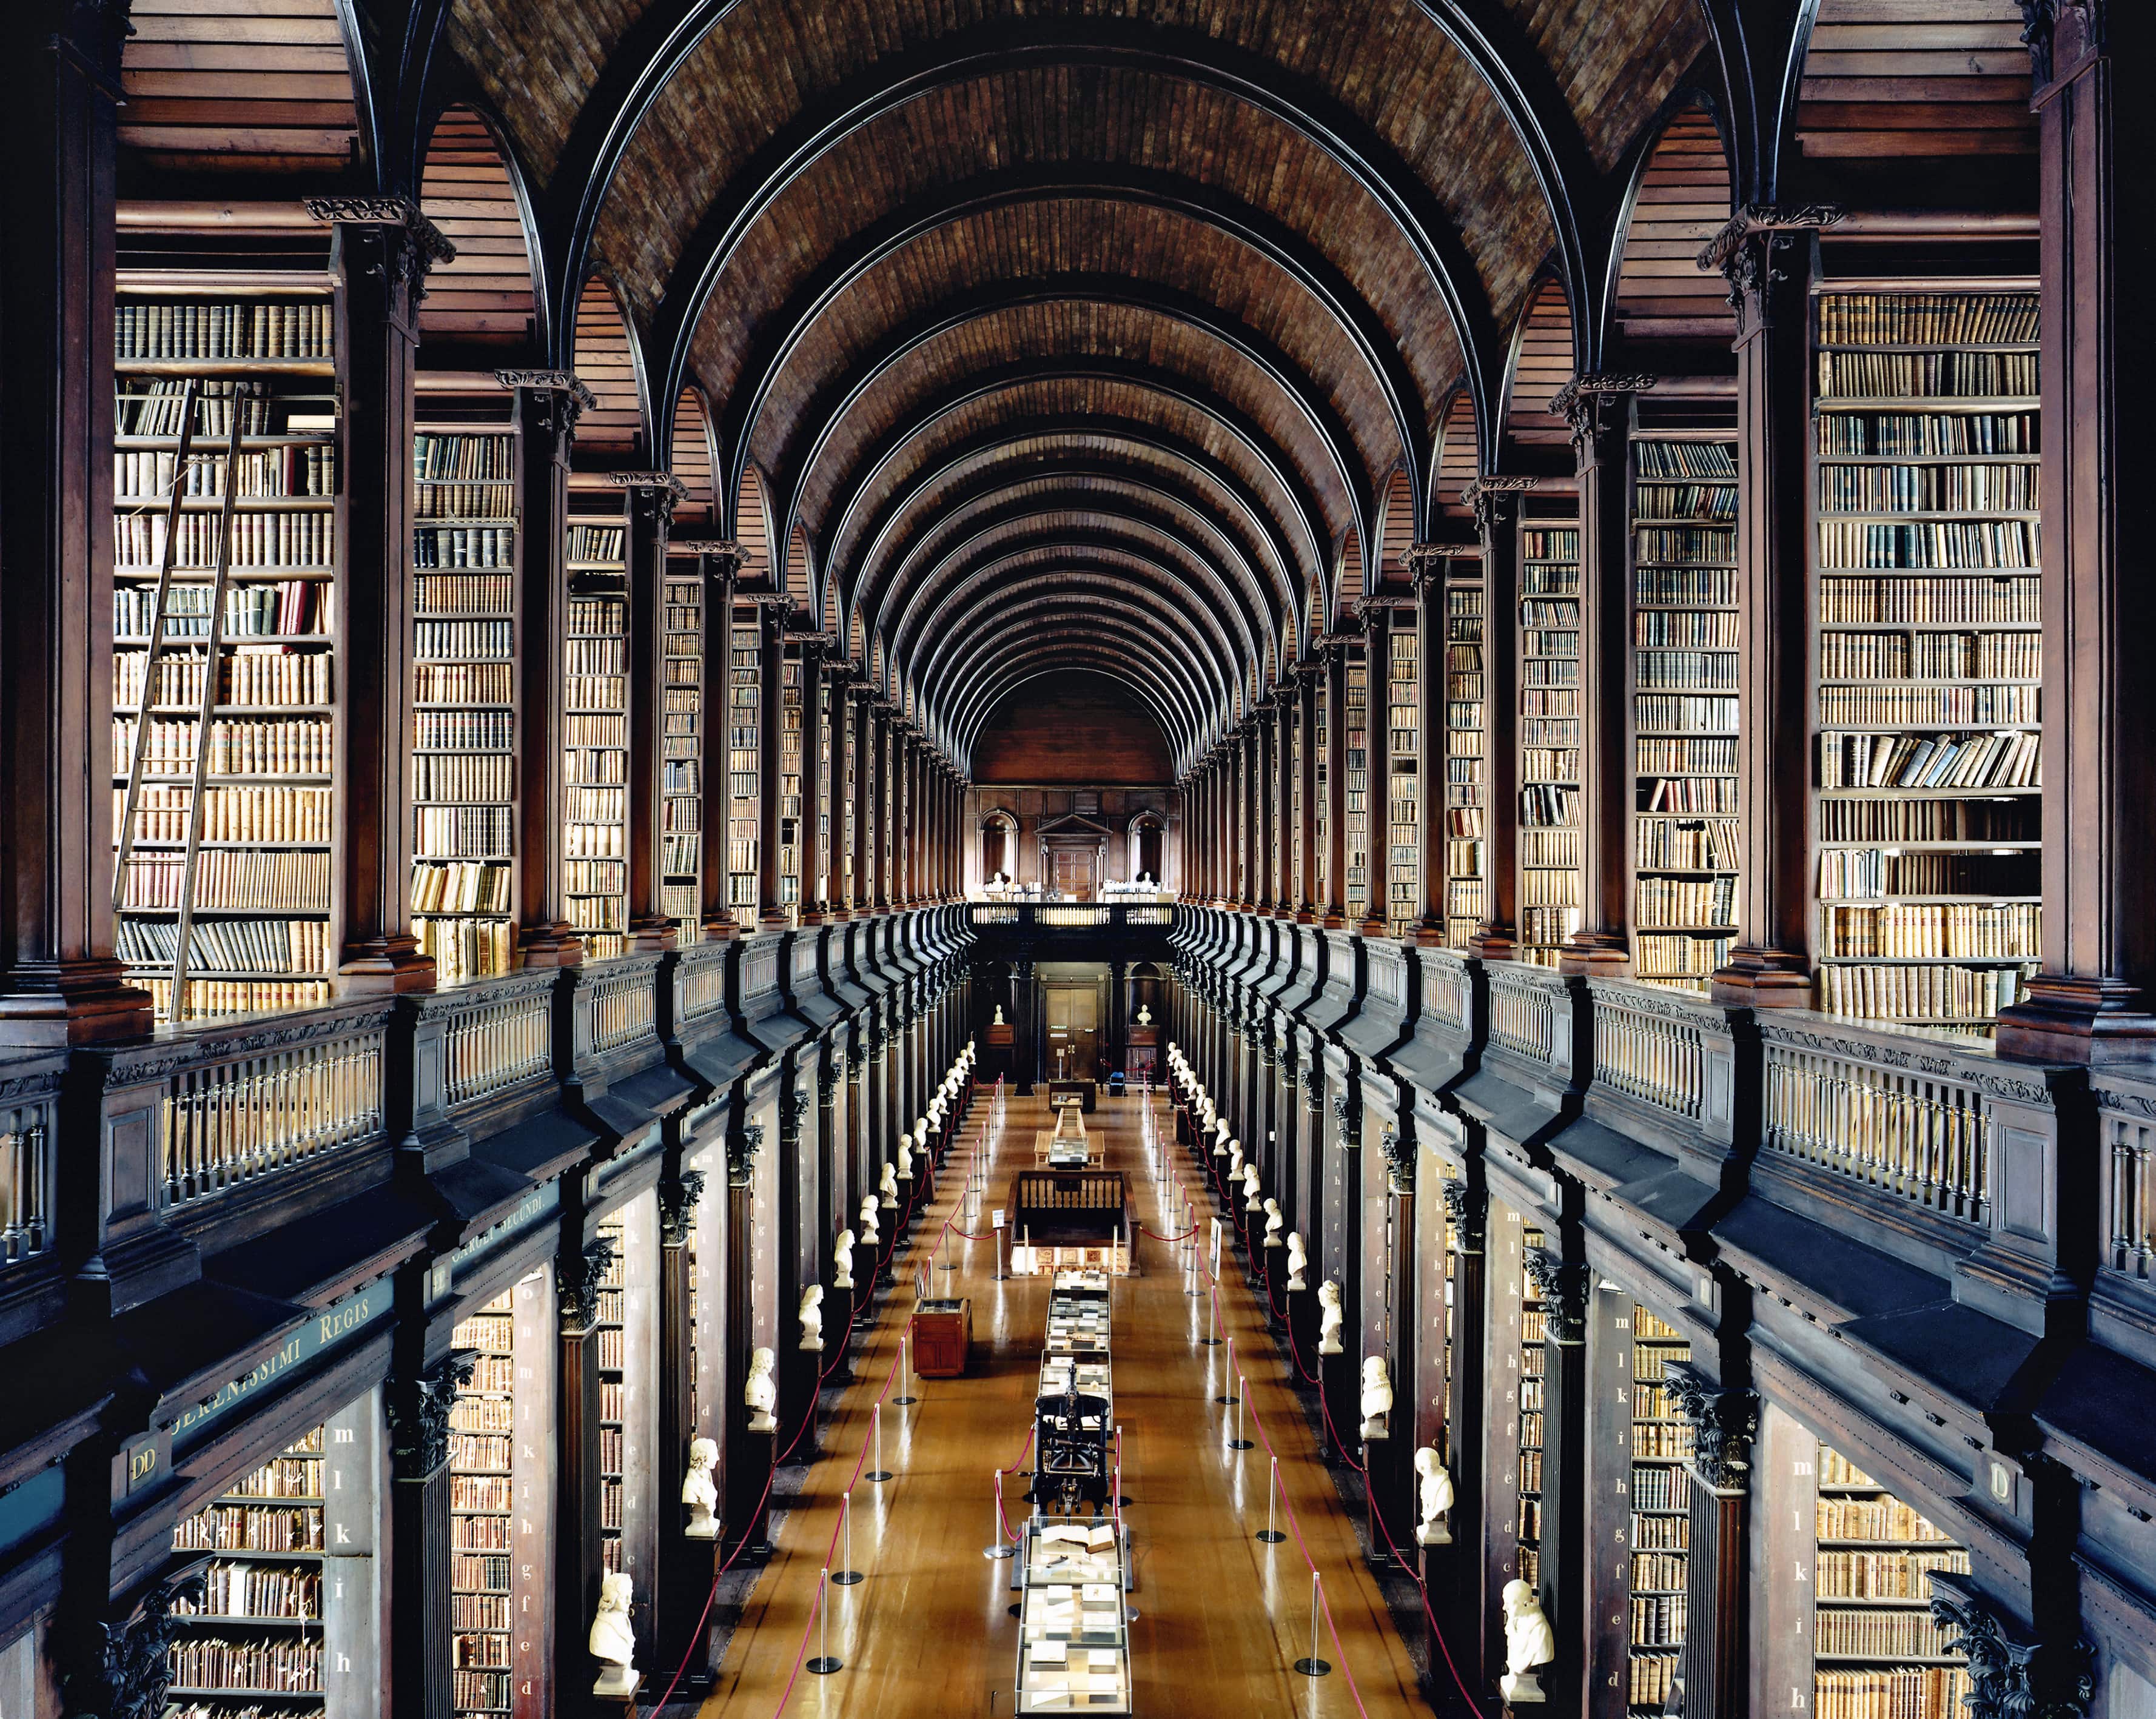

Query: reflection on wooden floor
694 1087 1427 1717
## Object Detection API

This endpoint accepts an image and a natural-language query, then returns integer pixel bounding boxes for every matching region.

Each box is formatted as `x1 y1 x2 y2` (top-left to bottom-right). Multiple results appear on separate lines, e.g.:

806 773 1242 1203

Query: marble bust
879 1162 899 1207
1227 1138 1243 1179
1317 1279 1344 1353
1414 1447 1454 1544
993 1005 1006 1025
589 1571 639 1695
1360 1355 1393 1439
682 1437 719 1539
1501 1580 1556 1703
895 1132 914 1178
798 1284 824 1351
745 1347 778 1433
1263 1198 1284 1245
858 1195 881 1245
1137 1004 1152 1025
1241 1162 1262 1212
833 1228 856 1290
1285 1232 1308 1290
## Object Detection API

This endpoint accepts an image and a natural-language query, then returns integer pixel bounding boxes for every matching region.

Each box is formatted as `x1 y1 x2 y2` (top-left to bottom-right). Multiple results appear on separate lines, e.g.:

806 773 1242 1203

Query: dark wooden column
625 474 686 950
1998 5 2156 1059
1701 211 1833 1008
1556 381 1641 977
757 601 788 928
1013 957 1038 1096
1439 1179 1490 1684
723 1125 773 1557
0 0 149 1042
1241 720 1259 910
909 732 925 905
851 687 873 913
871 704 892 911
326 204 446 993
1411 550 1451 944
1297 670 1320 920
556 1231 610 1697
1358 603 1394 937
387 1352 470 1719
1466 480 1531 960
1275 690 1296 916
1324 643 1349 927
824 663 851 917
1526 1245 1590 1718
1664 1365 1759 1719
798 640 827 923
1255 708 1275 913
1188 766 1205 901
509 372 594 966
694 546 742 939
1201 762 1217 901
654 1171 706 1677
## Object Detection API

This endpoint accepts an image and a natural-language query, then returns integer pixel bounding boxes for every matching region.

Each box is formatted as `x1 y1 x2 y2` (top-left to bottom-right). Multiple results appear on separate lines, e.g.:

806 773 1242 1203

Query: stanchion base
831 1570 864 1586
1293 1659 1332 1678
939 1261 958 1271
1118 1495 1133 1507
1199 1336 1223 1346
1256 1529 1286 1543
983 1544 1016 1560
893 1394 919 1406
1227 1438 1255 1450
1214 1393 1240 1405
807 1657 844 1675
865 1469 894 1483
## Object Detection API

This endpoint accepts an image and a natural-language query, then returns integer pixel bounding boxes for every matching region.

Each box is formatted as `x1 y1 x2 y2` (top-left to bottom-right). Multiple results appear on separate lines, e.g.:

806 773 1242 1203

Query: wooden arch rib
568 275 646 464
825 410 1306 629
417 106 541 352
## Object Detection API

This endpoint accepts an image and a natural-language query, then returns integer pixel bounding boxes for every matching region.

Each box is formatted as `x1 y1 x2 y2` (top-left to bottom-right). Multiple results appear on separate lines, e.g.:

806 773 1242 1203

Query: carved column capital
64 1570 207 1719
1379 1121 1412 1191
1696 206 1844 333
817 1059 841 1106
1548 374 1659 447
1440 1178 1486 1254
1928 1572 2094 1719
1330 1088 1362 1148
557 1233 616 1336
1462 474 1536 539
728 1120 764 1188
1406 543 1451 594
658 1170 705 1245
779 1084 811 1148
1303 1063 1326 1115
1524 1245 1588 1344
1662 1362 1759 1494
387 1350 476 1480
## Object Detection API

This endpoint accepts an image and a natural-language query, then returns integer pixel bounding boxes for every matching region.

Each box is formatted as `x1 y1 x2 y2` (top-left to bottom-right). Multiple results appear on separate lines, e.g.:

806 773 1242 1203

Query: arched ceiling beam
945 628 1206 762
955 646 1203 773
760 269 1380 591
932 597 1221 745
714 173 1421 525
814 360 1317 641
912 569 1238 745
827 417 1308 629
878 481 1264 684
639 20 1505 504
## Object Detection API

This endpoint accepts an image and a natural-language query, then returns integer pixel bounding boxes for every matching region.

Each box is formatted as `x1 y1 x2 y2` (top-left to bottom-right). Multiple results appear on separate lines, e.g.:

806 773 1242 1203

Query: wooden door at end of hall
1047 846 1099 900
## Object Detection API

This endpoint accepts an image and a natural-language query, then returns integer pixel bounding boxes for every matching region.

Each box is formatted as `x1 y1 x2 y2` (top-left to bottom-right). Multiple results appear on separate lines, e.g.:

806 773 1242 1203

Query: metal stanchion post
895 1335 917 1406
1294 1572 1331 1677
985 1470 1015 1559
867 1404 892 1483
1257 1456 1285 1542
1216 1339 1239 1404
1201 1281 1222 1345
833 1492 862 1584
807 1570 841 1674
1230 1386 1252 1451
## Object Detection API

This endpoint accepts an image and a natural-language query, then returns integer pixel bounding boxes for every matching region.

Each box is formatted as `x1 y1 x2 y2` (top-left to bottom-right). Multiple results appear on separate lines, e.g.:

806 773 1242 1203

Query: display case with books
662 562 704 940
1626 1306 1692 1713
1631 432 1740 990
1445 565 1488 947
410 406 519 982
110 279 343 1022
1520 512 1583 963
564 496 630 959
1388 608 1420 937
1812 1441 1970 1719
1810 288 2043 1034
449 1293 515 1717
1012 1517 1132 1715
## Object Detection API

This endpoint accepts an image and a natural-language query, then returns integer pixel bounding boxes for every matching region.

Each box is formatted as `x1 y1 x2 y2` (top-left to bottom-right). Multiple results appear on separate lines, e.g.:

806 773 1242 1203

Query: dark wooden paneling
973 671 1173 785
120 0 358 175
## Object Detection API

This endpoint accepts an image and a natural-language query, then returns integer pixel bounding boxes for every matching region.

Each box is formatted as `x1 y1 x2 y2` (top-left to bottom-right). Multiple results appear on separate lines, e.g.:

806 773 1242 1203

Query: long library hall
0 4 2150 1719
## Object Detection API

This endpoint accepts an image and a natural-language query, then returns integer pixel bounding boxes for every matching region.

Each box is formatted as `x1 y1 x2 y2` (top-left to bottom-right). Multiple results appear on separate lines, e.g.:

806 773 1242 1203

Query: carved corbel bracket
1662 1361 1759 1494
1524 1245 1588 1344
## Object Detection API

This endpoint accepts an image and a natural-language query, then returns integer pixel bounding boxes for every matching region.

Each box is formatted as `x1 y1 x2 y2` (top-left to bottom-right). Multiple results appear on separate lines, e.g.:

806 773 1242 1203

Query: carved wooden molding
1547 373 1659 436
1928 1571 2094 1719
1695 204 1846 278
605 469 691 501
1663 1361 1759 1494
1525 1246 1588 1343
493 369 599 412
387 1350 475 1480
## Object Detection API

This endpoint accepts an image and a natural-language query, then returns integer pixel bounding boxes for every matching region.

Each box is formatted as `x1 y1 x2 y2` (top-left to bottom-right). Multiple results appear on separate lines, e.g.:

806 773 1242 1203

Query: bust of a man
1317 1279 1344 1353
798 1284 824 1351
1137 1004 1152 1025
1242 1162 1263 1211
1263 1198 1285 1245
589 1571 639 1694
682 1437 719 1539
895 1132 914 1178
1285 1232 1308 1290
1414 1447 1454 1544
858 1195 881 1244
1359 1355 1393 1438
833 1228 856 1290
879 1162 899 1207
745 1348 778 1433
1501 1580 1556 1703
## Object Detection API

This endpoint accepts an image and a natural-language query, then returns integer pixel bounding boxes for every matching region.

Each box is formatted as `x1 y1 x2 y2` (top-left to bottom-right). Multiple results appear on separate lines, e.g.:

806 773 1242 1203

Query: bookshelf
1810 289 2043 1036
1387 608 1420 937
1345 649 1370 923
727 609 760 928
597 1217 626 1572
1517 1225 1546 1591
565 496 630 959
815 662 833 913
449 1293 515 1717
1520 515 1582 964
110 284 342 1023
1627 1305 1691 1714
1315 665 1329 907
1631 435 1741 991
1291 671 1303 906
778 646 803 919
1445 566 1487 947
1812 1441 1970 1719
411 412 519 982
168 1427 327 1715
662 565 704 940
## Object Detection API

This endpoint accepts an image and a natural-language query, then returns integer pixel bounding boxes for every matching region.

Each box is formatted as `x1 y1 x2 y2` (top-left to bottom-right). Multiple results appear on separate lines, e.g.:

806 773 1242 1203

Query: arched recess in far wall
670 387 719 534
415 106 544 357
568 275 649 466
734 467 776 591
1607 96 1738 360
1499 273 1577 461
1432 388 1482 525
1332 526 1363 626
1374 467 1417 589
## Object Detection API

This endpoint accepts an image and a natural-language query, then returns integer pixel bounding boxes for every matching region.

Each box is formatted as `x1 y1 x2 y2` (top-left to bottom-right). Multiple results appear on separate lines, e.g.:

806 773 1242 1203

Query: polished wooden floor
694 1086 1428 1716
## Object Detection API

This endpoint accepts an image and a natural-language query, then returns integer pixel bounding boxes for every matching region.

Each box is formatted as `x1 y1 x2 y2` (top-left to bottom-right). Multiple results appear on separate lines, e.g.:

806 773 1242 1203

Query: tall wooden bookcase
563 490 630 959
1519 505 1583 963
1443 563 1488 947
1386 606 1420 937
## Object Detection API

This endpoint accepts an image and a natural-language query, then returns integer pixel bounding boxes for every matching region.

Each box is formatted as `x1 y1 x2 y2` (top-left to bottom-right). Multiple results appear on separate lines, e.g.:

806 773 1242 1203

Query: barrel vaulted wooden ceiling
123 0 2034 774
